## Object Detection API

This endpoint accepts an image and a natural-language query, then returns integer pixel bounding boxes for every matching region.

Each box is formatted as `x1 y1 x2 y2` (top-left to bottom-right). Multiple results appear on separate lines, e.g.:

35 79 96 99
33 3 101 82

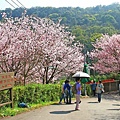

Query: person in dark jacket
91 80 97 96
64 80 72 104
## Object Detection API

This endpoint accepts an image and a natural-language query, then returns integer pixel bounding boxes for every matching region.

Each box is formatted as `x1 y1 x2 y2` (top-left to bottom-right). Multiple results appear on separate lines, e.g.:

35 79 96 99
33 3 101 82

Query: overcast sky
0 0 120 10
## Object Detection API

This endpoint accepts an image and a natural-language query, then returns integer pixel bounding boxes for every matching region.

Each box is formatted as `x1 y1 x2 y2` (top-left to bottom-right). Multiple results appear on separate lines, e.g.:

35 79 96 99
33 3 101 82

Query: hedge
0 83 60 107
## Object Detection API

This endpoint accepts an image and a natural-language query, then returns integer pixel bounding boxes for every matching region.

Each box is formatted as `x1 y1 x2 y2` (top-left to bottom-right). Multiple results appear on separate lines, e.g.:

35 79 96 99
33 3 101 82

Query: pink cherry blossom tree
91 34 120 74
0 13 84 84
33 42 83 84
0 13 44 85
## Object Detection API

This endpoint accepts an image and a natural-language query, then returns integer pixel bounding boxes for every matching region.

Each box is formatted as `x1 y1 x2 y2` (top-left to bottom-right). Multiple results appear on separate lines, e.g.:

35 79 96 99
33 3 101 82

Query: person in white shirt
96 80 104 103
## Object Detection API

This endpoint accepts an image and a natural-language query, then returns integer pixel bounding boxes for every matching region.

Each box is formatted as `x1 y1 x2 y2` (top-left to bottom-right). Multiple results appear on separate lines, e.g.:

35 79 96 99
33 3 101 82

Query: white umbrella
72 71 90 78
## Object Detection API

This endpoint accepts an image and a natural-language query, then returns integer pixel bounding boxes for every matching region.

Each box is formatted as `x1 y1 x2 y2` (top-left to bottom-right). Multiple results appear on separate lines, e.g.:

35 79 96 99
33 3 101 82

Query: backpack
18 102 28 108
72 83 77 94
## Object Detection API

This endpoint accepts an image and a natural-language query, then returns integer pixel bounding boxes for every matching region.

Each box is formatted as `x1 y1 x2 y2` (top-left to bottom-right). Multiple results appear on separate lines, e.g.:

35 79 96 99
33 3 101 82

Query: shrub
0 83 60 108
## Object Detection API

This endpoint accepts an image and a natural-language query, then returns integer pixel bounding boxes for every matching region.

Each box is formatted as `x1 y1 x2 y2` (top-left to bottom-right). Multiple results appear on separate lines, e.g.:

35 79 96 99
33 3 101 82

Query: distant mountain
0 3 120 52
0 3 120 29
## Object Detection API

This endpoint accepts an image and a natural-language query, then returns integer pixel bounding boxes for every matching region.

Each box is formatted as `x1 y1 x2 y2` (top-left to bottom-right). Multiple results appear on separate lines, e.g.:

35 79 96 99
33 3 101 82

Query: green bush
81 84 92 96
93 72 119 81
0 82 93 117
14 84 60 106
0 90 10 104
86 84 92 96
0 83 60 108
0 83 61 117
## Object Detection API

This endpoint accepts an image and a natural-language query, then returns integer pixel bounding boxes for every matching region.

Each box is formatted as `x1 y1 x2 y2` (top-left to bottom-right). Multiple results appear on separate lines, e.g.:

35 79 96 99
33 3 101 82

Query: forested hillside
0 3 120 52
1 3 120 28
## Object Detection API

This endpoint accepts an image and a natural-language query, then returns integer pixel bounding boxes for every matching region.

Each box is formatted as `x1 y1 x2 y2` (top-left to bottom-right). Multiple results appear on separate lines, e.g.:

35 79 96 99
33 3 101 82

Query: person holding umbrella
72 70 90 110
74 77 82 110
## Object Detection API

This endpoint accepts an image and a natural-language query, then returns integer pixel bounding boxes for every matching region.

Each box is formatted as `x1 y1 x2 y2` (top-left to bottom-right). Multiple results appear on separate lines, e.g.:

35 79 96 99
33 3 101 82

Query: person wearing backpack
59 80 67 104
74 77 82 110
63 80 72 104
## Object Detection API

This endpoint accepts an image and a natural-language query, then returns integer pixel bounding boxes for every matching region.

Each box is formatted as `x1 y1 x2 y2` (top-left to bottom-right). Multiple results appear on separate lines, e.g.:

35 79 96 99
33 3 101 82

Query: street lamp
82 45 89 96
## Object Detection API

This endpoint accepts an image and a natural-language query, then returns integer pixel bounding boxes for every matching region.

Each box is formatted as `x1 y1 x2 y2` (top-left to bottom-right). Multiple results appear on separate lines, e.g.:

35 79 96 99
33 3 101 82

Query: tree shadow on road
87 102 98 103
112 104 120 106
51 103 75 105
107 108 120 111
50 110 75 114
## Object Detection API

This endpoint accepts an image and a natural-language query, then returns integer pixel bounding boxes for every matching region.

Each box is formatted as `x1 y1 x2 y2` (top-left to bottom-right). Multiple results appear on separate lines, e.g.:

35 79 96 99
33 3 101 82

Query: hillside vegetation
0 3 120 52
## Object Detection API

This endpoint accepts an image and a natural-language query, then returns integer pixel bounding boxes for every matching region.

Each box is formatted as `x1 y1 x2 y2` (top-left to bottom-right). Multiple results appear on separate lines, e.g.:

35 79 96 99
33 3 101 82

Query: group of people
59 78 104 110
59 80 72 104
59 78 82 110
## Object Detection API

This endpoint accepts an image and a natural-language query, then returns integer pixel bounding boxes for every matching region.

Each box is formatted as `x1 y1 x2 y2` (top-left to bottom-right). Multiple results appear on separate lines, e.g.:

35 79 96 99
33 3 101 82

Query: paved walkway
1 94 120 120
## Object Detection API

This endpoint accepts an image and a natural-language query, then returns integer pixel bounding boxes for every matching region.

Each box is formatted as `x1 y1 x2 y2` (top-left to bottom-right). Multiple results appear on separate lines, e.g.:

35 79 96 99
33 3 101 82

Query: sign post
0 72 14 108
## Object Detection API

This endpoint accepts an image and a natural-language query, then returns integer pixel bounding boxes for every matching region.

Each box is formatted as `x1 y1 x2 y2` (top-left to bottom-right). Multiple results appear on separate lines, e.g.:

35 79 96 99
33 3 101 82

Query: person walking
75 77 82 110
59 80 67 104
91 80 97 96
96 80 104 103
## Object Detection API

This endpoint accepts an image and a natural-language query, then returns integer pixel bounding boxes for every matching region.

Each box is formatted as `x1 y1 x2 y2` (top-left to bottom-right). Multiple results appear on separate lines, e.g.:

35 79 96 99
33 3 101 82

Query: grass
0 101 57 119
0 96 91 119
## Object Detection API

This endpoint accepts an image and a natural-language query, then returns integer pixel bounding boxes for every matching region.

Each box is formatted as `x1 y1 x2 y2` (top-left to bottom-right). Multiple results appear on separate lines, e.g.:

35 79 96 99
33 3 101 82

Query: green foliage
0 102 55 118
72 83 77 94
1 4 120 53
1 4 120 31
86 85 92 96
15 84 60 105
0 84 60 108
0 81 93 117
81 84 92 96
106 73 120 80
90 33 102 42
0 83 60 117
92 72 120 81
0 90 10 104
0 107 20 116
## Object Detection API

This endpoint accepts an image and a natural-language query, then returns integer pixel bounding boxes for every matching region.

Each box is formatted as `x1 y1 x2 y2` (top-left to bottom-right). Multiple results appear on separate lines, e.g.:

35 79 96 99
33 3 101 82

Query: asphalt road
1 95 120 120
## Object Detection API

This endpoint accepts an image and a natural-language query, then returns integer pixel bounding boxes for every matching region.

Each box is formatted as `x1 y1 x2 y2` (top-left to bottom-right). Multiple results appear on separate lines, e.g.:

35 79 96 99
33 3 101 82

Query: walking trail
1 92 120 120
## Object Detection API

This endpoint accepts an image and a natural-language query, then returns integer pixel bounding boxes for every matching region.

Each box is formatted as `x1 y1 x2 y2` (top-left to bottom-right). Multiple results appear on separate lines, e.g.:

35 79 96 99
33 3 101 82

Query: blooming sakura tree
0 12 84 84
91 34 120 74
0 12 44 85
34 42 83 84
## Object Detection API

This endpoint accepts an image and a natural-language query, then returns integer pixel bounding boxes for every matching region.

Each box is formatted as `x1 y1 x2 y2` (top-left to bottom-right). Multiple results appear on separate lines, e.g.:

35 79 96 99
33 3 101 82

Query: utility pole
119 80 120 95
83 45 87 96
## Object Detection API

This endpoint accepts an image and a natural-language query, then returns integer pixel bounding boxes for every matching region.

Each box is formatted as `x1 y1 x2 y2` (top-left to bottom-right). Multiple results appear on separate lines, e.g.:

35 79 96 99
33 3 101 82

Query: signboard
0 72 14 108
0 72 14 91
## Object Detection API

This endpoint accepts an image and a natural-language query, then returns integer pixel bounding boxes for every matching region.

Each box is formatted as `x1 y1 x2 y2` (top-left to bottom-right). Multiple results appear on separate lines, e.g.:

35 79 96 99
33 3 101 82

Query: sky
0 0 120 10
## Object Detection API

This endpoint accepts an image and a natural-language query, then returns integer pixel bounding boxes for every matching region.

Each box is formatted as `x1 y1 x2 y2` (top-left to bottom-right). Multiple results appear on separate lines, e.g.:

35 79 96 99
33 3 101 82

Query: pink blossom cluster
91 34 120 74
0 14 84 84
